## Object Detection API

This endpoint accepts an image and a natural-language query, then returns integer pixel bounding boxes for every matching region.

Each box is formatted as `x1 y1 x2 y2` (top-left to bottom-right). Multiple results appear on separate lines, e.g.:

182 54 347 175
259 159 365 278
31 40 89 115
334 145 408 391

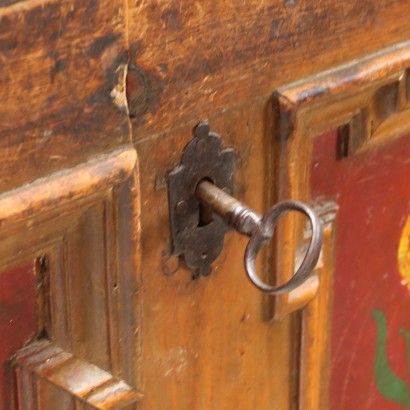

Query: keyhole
198 202 214 227
197 178 214 227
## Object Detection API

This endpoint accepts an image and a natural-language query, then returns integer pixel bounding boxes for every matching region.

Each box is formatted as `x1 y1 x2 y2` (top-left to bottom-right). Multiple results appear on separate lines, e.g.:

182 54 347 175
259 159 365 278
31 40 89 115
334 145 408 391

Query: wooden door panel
125 1 410 407
273 39 410 409
0 149 141 409
135 100 295 409
1 0 410 408
0 1 138 408
311 129 410 409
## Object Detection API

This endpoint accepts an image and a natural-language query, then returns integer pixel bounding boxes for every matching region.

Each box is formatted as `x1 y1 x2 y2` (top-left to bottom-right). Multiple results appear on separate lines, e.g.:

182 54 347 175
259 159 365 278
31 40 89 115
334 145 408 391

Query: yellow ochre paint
398 216 410 290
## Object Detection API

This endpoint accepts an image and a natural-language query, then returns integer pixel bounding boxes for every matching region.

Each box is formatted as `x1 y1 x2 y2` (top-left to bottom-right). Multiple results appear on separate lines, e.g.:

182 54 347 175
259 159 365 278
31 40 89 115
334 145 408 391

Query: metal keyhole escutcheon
168 122 323 295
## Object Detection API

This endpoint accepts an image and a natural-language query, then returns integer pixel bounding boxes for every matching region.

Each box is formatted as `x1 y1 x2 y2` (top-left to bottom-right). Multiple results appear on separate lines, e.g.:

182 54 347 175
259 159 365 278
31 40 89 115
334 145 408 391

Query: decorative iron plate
168 122 234 277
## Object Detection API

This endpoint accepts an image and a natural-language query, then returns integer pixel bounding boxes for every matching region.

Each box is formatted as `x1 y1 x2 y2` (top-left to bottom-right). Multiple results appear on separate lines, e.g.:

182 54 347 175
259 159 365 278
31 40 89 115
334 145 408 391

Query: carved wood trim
0 147 136 227
13 341 142 409
0 147 142 409
298 203 337 410
271 39 410 409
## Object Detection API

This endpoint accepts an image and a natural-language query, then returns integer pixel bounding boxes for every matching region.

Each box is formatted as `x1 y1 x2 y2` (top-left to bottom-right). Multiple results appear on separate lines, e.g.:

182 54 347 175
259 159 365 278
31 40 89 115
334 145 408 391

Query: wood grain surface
0 147 141 409
127 0 410 139
126 2 410 407
1 0 410 408
134 98 299 409
0 0 129 192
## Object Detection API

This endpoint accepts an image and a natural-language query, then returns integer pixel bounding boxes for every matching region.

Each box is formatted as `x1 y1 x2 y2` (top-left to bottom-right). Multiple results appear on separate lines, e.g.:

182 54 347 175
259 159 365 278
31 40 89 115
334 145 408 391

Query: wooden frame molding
13 341 142 409
0 148 136 227
0 147 142 409
271 39 410 408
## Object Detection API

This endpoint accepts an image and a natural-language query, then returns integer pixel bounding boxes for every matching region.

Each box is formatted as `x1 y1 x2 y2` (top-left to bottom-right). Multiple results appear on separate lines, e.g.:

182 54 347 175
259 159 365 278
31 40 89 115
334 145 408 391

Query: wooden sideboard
0 1 409 408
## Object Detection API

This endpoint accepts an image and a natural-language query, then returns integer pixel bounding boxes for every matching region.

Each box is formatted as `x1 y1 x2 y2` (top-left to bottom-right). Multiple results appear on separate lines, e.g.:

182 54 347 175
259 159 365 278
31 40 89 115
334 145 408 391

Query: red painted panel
311 132 410 408
0 262 38 410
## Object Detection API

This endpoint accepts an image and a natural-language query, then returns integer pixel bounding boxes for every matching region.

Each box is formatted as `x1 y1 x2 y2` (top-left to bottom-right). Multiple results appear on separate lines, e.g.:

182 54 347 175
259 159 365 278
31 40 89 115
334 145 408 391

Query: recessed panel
311 130 410 409
0 262 38 409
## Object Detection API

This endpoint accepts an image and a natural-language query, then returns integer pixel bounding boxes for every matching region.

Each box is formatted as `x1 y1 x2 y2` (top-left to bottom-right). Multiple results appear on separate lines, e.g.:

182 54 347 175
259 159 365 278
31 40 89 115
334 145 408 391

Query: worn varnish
1 0 410 408
271 39 410 409
127 0 410 138
0 0 129 192
135 100 297 409
0 148 141 408
128 3 410 408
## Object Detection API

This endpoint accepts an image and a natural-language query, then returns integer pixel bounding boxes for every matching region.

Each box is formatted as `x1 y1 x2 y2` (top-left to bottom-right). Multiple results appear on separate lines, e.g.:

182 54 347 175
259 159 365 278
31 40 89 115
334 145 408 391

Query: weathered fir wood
1 0 410 409
0 148 141 408
135 99 295 409
271 38 410 322
13 341 141 409
127 2 410 408
272 39 410 409
0 0 130 192
298 203 337 410
127 0 410 139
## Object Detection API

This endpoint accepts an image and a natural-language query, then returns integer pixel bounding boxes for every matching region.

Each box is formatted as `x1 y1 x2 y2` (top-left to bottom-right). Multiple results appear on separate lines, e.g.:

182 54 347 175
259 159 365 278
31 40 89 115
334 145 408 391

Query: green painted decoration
400 329 410 374
372 310 410 409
